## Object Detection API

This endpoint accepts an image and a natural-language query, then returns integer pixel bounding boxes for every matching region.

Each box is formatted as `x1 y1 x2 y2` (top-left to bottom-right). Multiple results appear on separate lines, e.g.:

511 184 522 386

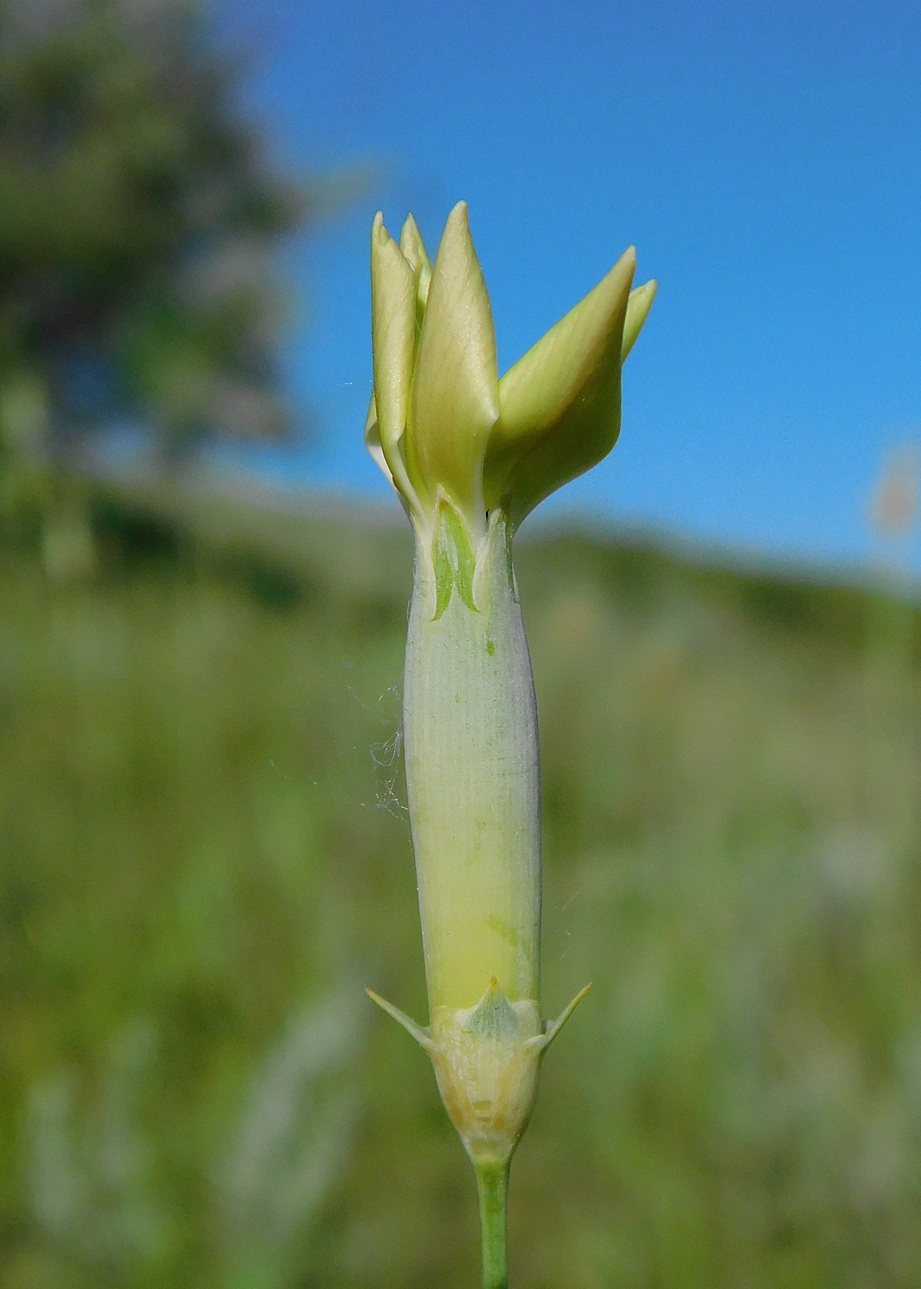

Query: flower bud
366 202 654 1168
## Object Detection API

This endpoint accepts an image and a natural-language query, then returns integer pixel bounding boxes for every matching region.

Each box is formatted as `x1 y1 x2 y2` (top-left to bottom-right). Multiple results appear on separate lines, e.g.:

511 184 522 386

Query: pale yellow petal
622 279 657 361
487 247 637 526
363 390 392 484
370 211 415 464
399 213 433 319
409 201 500 528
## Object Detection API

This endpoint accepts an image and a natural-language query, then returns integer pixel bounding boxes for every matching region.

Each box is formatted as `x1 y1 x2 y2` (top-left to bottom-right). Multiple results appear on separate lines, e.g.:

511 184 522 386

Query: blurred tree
0 0 317 568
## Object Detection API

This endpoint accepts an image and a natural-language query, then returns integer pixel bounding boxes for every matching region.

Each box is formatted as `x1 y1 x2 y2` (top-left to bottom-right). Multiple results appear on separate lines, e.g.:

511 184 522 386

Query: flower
366 201 655 543
366 202 654 1183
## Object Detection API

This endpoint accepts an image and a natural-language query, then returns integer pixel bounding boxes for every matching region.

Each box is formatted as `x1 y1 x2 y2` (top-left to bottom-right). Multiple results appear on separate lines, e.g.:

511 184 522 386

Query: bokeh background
1 2 920 1287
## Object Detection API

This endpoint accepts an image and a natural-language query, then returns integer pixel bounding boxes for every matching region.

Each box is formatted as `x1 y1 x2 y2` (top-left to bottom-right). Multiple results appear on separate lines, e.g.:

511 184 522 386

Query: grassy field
1 481 920 1288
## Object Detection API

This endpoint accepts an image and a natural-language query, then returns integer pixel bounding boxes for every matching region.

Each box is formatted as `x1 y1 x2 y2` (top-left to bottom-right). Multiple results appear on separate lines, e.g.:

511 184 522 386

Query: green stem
475 1159 510 1289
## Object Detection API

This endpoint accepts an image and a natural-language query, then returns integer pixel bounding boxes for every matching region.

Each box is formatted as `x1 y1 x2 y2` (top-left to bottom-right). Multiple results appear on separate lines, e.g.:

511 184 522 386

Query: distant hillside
2 465 920 1288
88 468 920 663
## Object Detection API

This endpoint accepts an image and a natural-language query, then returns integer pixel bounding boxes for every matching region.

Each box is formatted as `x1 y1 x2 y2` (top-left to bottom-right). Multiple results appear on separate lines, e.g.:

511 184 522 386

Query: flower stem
475 1158 510 1289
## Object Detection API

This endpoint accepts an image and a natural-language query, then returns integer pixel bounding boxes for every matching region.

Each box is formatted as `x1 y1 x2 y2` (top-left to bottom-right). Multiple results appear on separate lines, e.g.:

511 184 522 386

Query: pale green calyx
366 200 655 539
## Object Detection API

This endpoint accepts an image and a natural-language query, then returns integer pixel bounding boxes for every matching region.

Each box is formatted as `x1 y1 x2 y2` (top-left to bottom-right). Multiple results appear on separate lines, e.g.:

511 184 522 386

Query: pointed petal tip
592 244 637 298
430 201 477 270
373 211 404 252
399 211 419 243
606 244 636 277
372 212 399 255
444 199 471 235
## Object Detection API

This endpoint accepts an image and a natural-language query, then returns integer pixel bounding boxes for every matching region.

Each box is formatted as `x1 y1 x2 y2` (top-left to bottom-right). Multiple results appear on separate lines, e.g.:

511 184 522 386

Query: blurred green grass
1 483 920 1288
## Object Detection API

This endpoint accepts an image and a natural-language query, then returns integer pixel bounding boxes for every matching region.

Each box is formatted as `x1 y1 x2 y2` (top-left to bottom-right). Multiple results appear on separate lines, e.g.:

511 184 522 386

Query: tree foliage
0 0 309 468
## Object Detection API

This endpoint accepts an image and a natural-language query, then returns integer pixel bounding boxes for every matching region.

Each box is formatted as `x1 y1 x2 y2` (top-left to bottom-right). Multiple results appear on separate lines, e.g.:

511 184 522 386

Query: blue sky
216 0 921 575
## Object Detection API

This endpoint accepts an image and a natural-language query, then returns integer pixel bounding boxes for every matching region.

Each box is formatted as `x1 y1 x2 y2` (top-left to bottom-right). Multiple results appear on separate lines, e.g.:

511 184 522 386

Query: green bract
365 201 655 538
